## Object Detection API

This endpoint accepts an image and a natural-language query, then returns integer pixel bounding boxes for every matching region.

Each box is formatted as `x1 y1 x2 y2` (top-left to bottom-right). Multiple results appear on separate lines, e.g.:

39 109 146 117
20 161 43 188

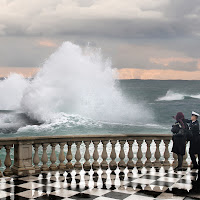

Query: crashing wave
0 42 153 133
157 90 200 101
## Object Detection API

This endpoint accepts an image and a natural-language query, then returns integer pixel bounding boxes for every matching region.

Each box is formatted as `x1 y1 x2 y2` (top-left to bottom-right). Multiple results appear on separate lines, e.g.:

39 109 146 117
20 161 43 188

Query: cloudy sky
0 0 200 79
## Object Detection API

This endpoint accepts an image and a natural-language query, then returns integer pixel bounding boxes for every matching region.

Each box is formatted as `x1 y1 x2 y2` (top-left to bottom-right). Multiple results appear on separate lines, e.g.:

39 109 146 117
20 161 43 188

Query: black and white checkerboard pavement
0 167 200 200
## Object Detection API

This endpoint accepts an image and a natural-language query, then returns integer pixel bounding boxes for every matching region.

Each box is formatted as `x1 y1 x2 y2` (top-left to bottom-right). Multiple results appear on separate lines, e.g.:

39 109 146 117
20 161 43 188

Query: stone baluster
136 140 143 168
4 145 13 176
74 142 82 170
41 143 49 171
172 153 178 167
127 140 134 169
0 146 2 177
92 141 100 170
163 140 170 169
66 142 73 171
83 141 91 171
118 140 126 169
145 140 152 168
59 143 66 170
33 144 41 173
101 140 108 170
50 143 57 171
154 140 161 168
109 140 117 170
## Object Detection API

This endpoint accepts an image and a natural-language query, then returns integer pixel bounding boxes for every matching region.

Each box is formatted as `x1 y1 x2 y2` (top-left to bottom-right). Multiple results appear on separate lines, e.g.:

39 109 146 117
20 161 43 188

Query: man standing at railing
185 111 200 170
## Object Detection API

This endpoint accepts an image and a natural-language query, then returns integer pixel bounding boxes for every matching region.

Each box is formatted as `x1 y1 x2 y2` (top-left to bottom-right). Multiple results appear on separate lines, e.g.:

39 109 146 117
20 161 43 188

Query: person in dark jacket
171 112 189 171
185 111 200 169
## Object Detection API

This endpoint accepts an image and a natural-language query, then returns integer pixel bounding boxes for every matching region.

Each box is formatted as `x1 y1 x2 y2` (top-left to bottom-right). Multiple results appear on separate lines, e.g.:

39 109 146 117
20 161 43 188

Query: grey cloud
0 37 56 68
0 0 200 72
0 0 199 39
167 61 198 71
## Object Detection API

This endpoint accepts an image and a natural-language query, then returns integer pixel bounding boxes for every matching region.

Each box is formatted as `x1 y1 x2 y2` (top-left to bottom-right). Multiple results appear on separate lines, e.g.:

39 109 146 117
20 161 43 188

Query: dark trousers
178 154 183 167
190 153 200 167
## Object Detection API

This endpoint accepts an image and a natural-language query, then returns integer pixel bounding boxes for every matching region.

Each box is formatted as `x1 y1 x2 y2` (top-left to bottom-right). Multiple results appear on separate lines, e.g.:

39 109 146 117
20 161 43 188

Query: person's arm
185 119 191 123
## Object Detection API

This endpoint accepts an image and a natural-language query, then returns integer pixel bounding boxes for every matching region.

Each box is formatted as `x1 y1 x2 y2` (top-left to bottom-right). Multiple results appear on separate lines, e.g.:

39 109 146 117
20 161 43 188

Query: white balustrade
0 134 193 176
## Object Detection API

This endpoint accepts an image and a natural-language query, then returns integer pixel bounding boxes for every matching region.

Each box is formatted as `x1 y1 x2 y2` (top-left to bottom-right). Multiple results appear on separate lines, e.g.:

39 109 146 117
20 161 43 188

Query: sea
0 42 200 138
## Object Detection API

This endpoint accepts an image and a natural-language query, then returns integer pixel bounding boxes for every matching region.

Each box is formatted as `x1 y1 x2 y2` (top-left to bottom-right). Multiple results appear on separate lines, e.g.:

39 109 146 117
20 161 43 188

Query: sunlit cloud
0 67 39 77
117 68 200 80
38 40 57 47
150 57 198 66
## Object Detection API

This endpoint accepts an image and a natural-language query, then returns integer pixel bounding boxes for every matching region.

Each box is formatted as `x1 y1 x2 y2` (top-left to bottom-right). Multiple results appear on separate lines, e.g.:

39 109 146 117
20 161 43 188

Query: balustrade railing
0 134 191 177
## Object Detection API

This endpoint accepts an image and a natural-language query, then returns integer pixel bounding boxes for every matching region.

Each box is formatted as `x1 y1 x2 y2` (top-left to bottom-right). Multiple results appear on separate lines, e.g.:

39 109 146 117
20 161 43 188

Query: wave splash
157 90 200 101
0 74 29 110
0 41 153 129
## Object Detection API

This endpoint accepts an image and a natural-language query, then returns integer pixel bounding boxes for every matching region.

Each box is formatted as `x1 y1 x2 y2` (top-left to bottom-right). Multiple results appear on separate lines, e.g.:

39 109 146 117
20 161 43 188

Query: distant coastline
1 77 200 81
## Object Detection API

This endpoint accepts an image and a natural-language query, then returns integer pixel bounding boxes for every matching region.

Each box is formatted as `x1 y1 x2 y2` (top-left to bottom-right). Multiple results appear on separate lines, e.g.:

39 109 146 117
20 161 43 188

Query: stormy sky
0 0 200 79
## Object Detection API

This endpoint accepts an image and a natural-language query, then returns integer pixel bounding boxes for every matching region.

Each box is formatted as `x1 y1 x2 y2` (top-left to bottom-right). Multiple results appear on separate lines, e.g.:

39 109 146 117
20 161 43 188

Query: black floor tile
65 185 88 192
126 182 143 190
184 197 200 200
103 191 131 200
150 180 174 187
34 179 56 184
140 175 161 180
69 193 98 200
35 194 64 200
166 188 190 196
177 179 192 184
6 179 28 186
10 195 29 200
134 189 162 198
34 185 56 193
165 173 183 178
4 186 28 194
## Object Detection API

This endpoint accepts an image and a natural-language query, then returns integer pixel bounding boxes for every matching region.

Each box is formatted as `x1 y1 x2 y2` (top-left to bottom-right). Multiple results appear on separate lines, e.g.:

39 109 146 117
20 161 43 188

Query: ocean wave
17 113 102 133
156 90 200 101
0 42 154 133
20 41 153 124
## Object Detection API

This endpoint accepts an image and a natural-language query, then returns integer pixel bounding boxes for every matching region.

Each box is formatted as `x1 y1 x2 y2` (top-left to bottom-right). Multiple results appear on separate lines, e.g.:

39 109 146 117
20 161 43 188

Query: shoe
174 166 182 172
191 165 199 170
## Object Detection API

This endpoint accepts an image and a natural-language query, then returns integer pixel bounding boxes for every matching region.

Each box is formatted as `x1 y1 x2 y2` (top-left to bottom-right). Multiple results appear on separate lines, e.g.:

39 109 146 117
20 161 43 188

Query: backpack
174 122 191 140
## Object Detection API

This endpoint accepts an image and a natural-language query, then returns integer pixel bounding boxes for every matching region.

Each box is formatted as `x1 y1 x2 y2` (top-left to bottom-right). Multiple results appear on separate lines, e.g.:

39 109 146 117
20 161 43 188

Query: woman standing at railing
171 112 189 172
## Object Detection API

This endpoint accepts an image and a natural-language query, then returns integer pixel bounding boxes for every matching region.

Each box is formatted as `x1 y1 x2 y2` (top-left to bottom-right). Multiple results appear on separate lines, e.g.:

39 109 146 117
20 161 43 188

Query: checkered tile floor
0 167 200 200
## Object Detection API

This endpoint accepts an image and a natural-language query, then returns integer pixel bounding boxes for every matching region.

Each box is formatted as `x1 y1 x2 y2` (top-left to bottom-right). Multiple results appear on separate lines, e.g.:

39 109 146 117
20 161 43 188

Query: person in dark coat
171 112 189 171
185 111 200 169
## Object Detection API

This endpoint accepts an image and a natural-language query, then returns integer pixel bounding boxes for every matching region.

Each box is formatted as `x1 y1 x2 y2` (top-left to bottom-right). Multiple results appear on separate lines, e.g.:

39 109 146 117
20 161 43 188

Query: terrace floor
0 167 200 200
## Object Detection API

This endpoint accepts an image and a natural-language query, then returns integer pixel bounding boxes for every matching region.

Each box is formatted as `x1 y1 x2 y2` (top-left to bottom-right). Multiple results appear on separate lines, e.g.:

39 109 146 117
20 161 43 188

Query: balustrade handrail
0 133 172 145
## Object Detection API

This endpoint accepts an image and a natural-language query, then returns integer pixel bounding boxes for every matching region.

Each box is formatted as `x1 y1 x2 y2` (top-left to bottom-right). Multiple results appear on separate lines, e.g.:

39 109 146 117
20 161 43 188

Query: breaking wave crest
157 90 200 101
